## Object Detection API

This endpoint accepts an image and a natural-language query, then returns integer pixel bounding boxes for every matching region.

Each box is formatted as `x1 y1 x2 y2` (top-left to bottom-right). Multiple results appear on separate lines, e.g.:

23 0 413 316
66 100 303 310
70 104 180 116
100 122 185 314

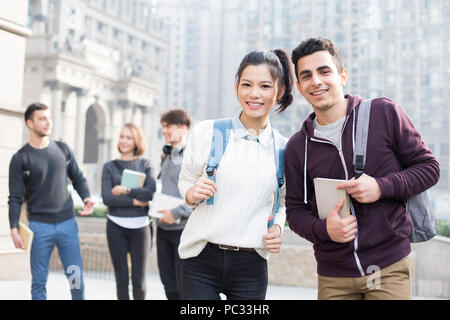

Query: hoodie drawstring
304 136 308 204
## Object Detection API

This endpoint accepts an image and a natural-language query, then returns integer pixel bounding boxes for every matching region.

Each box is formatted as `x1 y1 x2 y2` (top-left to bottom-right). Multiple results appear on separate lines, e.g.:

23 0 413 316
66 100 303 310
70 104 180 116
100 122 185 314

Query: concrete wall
0 0 32 280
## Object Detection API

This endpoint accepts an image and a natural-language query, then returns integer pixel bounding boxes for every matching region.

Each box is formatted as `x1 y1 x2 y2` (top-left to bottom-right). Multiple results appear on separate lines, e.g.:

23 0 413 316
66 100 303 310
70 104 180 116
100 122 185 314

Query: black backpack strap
17 146 31 200
55 141 71 165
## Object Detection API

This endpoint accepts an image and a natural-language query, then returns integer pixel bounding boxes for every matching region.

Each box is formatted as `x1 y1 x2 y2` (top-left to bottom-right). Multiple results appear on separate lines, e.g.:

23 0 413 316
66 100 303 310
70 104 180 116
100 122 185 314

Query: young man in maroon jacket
285 37 440 300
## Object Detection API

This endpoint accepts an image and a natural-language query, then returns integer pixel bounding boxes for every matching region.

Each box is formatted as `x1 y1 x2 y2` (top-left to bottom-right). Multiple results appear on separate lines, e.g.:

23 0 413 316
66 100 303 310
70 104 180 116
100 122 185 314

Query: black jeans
106 218 150 300
156 227 183 300
180 243 268 300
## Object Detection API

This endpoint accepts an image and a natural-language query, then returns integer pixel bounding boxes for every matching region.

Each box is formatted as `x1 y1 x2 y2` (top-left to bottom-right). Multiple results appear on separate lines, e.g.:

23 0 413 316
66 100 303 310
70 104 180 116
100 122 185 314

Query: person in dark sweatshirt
285 37 440 300
101 123 156 300
8 102 94 300
156 109 193 300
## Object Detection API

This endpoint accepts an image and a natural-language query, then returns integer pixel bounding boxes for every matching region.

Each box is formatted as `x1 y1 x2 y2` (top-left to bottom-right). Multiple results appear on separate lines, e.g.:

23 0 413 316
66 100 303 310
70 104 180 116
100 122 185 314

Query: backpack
205 118 286 228
18 141 71 200
354 99 436 243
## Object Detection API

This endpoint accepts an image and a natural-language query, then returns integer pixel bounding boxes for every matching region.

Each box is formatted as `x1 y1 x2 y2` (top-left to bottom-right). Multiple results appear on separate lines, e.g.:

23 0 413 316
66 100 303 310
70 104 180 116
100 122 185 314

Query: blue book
120 169 146 189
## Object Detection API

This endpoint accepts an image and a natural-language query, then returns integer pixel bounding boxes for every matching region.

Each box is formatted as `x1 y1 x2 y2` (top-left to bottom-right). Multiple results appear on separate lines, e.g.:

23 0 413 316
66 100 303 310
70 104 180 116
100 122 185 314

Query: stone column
31 13 47 35
0 0 33 281
145 104 162 169
140 105 151 158
119 100 133 124
74 88 89 162
46 80 63 140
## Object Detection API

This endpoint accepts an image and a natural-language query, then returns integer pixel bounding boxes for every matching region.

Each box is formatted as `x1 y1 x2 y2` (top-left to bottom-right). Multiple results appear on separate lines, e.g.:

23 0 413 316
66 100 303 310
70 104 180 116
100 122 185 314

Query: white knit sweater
177 118 286 260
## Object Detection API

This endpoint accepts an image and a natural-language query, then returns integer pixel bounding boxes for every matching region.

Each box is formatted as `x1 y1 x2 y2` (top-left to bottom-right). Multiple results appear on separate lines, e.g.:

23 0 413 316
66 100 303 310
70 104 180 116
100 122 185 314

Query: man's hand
337 174 381 203
185 177 217 205
158 209 176 224
78 198 94 216
11 228 25 250
326 198 358 243
264 216 282 253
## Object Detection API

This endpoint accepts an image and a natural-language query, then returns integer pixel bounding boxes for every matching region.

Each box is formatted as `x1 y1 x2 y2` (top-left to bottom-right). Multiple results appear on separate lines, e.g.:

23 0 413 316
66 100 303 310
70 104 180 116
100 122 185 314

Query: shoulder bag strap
206 118 233 205
354 99 372 179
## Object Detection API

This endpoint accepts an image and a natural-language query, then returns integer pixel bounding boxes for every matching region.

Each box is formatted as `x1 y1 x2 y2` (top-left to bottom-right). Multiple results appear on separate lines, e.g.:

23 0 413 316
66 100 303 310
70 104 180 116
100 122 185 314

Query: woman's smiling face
118 126 136 155
237 64 281 125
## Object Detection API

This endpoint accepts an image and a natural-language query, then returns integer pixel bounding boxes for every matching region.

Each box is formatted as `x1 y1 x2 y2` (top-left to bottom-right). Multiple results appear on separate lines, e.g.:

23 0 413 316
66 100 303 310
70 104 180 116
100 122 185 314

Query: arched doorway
83 103 108 196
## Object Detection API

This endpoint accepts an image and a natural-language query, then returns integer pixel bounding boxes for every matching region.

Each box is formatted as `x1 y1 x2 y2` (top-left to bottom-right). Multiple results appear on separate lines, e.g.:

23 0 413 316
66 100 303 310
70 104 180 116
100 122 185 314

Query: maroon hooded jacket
285 94 440 277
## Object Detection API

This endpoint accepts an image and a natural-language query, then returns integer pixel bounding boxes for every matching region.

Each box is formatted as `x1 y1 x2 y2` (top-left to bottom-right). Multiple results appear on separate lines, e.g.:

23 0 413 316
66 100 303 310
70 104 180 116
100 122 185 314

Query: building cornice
0 17 31 37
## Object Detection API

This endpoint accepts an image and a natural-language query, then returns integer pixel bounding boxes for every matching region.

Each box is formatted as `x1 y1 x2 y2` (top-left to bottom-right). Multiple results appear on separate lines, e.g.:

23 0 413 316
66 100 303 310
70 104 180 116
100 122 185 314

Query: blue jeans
29 218 85 300
180 243 268 300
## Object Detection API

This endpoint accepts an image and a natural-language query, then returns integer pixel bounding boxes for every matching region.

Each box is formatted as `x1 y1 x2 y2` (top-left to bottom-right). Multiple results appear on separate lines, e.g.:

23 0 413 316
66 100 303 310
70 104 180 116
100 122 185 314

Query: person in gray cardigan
156 109 193 300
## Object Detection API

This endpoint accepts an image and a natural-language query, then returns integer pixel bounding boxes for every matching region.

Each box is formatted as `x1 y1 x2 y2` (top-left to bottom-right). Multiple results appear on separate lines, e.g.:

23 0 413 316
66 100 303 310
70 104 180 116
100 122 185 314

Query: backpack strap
353 99 372 179
268 130 286 228
55 140 71 165
205 118 233 205
17 146 31 200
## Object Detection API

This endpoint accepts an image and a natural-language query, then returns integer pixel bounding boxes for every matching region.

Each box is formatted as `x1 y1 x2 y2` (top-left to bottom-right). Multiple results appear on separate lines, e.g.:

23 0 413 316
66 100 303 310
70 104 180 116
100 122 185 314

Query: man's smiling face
296 50 348 113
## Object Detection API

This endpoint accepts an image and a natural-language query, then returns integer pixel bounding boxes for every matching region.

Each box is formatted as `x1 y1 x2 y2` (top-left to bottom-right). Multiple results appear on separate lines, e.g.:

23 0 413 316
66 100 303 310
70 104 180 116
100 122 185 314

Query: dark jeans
106 218 150 300
156 227 183 300
180 243 268 300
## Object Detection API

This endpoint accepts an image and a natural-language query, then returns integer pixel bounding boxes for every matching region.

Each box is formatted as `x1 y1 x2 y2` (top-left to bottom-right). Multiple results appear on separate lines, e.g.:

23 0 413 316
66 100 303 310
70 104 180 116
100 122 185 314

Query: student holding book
177 49 294 299
284 37 439 299
8 102 94 300
101 123 156 300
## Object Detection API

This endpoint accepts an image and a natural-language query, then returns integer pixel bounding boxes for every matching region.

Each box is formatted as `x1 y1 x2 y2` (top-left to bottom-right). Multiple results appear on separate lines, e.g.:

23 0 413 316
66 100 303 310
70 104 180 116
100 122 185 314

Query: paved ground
0 271 317 300
0 271 445 300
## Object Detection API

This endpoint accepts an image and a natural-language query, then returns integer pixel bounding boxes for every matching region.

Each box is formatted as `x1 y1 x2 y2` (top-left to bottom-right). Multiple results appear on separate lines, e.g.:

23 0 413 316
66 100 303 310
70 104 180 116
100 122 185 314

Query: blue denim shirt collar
231 110 272 149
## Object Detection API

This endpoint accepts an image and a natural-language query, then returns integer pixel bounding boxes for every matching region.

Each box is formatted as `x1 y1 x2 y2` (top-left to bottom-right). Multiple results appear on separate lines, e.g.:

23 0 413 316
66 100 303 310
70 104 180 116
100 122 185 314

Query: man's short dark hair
160 108 192 128
24 102 49 122
291 37 344 81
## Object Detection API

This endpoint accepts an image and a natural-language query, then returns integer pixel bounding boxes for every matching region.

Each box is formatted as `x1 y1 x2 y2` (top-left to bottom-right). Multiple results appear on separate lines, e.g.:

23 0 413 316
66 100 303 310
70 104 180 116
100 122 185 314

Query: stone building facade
24 0 169 196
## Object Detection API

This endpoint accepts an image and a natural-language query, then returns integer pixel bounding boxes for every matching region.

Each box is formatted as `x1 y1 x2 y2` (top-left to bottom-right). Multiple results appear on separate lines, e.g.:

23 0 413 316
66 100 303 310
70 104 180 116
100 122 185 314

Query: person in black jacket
101 122 156 300
8 102 94 300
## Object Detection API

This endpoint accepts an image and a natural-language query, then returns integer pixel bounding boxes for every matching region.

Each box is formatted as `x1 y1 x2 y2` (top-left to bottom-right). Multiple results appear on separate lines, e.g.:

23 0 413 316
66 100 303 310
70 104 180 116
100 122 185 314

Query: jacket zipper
310 128 365 277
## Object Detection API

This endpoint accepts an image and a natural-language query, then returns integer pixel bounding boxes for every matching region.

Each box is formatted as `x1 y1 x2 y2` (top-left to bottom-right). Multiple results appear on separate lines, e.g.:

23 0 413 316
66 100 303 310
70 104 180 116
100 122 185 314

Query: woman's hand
112 185 128 196
264 223 282 253
133 199 148 207
185 177 217 205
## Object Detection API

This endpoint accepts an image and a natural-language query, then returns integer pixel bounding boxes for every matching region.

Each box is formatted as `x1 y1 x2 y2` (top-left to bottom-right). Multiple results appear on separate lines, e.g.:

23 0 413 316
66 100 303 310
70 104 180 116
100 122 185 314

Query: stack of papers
149 193 184 223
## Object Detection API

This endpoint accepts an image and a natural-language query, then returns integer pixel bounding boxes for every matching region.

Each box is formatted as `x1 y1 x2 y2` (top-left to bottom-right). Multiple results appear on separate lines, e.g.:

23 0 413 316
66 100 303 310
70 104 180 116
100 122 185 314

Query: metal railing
49 243 115 281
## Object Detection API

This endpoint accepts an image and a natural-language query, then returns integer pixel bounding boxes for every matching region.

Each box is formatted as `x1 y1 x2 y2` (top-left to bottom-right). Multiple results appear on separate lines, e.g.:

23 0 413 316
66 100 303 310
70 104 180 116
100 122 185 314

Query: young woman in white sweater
177 49 294 300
